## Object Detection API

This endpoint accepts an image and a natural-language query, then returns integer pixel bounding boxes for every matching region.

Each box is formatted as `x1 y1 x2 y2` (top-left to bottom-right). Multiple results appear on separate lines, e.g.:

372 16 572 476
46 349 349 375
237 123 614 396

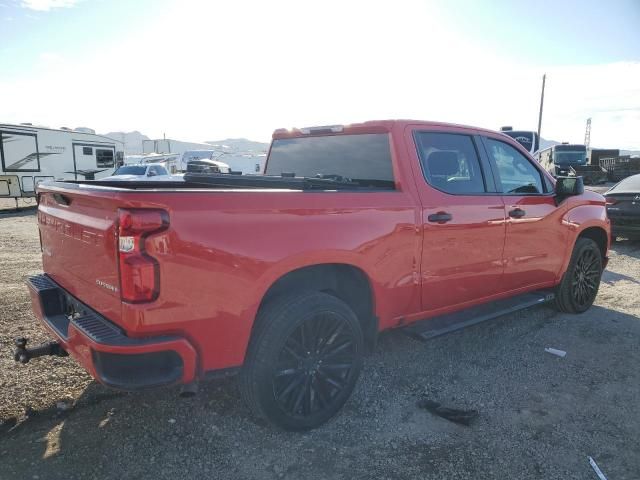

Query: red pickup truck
19 120 610 430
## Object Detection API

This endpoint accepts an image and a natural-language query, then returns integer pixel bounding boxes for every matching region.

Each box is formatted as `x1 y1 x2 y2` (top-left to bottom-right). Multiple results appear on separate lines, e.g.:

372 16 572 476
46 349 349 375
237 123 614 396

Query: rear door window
266 134 394 185
484 138 545 194
414 132 486 194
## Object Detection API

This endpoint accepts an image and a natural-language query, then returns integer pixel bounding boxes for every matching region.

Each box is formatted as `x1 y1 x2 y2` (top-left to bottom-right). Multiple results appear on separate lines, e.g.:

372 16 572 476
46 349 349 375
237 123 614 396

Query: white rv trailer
0 123 124 200
219 153 267 174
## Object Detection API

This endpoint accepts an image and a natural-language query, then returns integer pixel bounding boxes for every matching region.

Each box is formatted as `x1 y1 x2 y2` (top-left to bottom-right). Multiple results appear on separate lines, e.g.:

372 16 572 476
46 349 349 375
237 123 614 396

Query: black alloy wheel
272 312 358 418
555 237 603 313
571 247 601 309
239 291 364 430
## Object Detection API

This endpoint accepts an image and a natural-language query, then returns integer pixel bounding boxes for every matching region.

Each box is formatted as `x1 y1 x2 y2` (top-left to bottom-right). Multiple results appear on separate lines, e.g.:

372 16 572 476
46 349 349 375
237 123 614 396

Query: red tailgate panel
38 191 122 325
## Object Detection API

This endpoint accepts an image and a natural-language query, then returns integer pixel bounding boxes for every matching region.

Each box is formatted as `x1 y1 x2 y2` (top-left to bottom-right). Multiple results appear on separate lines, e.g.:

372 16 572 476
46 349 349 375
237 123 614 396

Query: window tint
96 149 114 168
485 138 544 194
83 146 93 155
415 132 486 194
266 134 394 184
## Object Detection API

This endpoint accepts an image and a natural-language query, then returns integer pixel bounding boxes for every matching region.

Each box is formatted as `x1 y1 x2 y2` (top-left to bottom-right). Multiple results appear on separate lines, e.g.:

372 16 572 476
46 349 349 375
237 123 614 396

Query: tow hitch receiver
14 337 68 364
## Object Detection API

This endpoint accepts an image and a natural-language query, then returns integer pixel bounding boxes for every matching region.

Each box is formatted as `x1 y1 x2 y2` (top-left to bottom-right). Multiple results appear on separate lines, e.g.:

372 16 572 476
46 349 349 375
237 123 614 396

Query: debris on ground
545 347 567 358
588 456 608 480
417 399 479 426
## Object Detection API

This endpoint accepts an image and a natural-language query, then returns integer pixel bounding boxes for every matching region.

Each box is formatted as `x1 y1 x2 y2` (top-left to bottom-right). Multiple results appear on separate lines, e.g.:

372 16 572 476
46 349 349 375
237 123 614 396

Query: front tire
555 237 603 313
239 291 364 430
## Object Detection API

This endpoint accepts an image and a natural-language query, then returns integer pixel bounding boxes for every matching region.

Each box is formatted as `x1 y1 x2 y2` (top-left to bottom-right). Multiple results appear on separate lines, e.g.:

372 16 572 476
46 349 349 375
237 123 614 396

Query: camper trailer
499 126 540 156
0 123 124 200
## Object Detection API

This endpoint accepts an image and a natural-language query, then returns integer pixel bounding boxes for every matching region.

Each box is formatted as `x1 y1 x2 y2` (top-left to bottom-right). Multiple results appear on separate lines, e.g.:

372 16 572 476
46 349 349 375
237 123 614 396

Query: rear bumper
27 274 198 390
608 215 640 237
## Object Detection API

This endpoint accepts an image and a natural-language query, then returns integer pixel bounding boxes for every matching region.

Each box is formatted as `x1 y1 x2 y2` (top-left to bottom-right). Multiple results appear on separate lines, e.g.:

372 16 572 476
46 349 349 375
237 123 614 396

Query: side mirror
147 171 156 177
555 176 584 198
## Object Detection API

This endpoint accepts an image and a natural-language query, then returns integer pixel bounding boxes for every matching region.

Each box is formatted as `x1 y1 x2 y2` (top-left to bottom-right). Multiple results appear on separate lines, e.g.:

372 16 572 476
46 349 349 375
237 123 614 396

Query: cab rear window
266 134 394 184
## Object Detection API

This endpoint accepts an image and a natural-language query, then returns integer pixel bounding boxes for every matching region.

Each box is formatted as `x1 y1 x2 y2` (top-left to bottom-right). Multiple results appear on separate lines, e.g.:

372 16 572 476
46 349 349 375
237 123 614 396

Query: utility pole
537 74 546 140
584 117 592 149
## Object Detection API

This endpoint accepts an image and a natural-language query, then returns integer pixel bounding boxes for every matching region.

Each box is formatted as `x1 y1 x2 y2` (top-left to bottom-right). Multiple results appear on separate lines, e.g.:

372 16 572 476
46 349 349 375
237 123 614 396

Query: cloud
38 51 62 63
21 0 79 11
2 0 638 148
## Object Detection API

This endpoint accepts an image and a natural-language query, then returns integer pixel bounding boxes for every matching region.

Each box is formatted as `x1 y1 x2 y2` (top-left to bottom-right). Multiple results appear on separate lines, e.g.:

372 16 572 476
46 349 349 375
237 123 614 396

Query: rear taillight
117 209 168 303
605 198 618 206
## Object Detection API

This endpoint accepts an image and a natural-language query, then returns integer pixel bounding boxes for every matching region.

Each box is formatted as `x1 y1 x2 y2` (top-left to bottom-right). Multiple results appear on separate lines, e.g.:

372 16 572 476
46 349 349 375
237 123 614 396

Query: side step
404 290 555 341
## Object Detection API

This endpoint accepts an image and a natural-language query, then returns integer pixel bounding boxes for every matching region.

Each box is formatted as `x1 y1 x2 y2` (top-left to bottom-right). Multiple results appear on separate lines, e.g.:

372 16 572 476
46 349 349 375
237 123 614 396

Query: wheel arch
252 263 378 354
577 226 608 261
557 201 610 282
556 223 609 285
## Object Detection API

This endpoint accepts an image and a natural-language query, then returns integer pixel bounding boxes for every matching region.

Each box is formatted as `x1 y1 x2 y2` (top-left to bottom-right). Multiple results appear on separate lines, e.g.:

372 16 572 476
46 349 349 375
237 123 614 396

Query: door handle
427 212 453 223
52 193 71 206
509 208 526 219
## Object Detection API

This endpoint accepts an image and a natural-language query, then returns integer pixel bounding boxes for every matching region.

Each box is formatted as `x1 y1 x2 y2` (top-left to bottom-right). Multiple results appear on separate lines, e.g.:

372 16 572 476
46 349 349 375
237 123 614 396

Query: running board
404 290 555 341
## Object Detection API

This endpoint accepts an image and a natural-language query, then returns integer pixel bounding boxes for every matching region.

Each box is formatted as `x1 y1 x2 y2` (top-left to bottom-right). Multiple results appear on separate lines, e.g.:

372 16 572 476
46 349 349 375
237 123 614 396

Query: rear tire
239 291 364 430
554 237 603 313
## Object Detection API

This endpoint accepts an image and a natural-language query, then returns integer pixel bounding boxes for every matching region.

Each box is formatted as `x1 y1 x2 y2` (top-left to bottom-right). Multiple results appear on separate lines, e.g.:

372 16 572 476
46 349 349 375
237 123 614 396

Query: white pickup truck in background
100 164 179 181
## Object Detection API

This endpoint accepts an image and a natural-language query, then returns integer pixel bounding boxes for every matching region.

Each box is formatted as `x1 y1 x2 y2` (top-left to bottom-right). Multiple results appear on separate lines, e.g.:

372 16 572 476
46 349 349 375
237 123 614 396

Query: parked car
100 164 176 181
18 120 610 430
185 158 231 174
604 173 640 240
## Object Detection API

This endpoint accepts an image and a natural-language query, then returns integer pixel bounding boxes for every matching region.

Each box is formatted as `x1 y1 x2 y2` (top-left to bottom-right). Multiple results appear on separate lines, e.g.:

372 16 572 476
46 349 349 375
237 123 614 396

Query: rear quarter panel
117 189 421 372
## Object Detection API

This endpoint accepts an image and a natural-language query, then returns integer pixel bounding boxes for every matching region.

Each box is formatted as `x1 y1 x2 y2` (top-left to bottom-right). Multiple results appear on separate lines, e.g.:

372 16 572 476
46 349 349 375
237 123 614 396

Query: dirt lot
1 208 639 480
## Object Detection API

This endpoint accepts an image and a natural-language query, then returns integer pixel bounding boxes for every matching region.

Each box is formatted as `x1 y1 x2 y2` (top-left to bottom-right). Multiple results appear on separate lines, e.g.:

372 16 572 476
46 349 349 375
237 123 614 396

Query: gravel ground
1 208 639 480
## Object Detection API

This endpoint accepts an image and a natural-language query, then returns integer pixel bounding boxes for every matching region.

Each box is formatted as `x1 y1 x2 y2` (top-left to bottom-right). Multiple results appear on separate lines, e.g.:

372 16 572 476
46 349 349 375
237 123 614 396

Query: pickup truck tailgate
37 189 122 324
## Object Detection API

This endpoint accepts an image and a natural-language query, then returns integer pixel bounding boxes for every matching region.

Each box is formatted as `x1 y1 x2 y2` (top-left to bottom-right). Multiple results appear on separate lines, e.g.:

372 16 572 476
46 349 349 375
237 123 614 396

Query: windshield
114 166 147 175
265 134 394 182
553 151 587 166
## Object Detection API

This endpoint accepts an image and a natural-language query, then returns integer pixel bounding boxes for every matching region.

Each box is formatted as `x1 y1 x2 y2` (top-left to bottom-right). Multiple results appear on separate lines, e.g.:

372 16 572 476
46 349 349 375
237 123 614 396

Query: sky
1 0 639 148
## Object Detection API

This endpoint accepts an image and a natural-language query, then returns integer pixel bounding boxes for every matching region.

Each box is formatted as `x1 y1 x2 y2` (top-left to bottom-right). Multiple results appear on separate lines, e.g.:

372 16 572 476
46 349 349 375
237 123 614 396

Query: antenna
537 74 546 140
584 118 592 149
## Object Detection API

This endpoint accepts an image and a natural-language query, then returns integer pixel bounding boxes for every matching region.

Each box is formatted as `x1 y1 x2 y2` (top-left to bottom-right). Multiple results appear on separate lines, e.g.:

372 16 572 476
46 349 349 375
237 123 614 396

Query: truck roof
272 119 502 139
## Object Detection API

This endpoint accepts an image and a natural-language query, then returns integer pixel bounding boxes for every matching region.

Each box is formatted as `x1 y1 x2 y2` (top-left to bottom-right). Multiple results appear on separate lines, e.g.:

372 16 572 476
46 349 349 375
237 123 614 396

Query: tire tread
554 237 602 313
239 291 363 429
